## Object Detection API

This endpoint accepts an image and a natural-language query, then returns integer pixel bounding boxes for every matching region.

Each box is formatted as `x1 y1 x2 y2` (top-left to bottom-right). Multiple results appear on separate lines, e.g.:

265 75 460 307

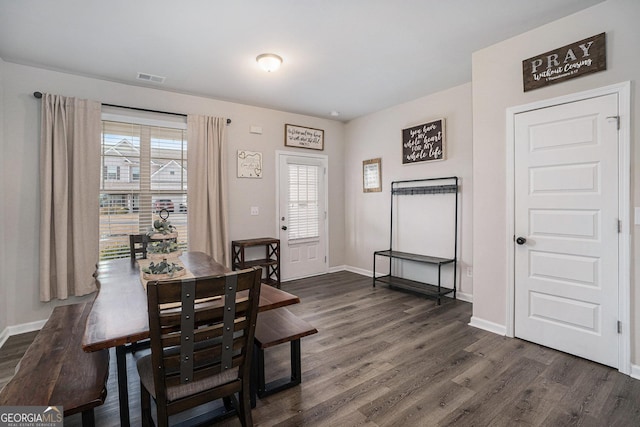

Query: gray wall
2 0 638 372
344 83 473 298
471 0 640 365
0 61 345 327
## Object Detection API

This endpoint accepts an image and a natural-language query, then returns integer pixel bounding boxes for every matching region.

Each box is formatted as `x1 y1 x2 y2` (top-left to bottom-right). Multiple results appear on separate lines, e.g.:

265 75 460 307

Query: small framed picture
284 124 324 150
363 158 382 192
237 150 263 178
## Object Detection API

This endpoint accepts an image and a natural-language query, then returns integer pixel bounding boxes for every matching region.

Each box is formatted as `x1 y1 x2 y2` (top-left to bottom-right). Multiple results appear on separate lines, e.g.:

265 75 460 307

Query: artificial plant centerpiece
147 209 177 239
141 259 185 280
147 239 180 255
146 208 181 259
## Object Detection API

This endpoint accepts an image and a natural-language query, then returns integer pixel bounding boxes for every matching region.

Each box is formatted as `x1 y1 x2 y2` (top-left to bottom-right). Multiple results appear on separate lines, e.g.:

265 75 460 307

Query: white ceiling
0 0 604 121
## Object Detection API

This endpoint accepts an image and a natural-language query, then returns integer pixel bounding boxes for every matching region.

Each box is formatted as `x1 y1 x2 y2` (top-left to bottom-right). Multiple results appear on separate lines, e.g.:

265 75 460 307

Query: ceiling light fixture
256 53 283 72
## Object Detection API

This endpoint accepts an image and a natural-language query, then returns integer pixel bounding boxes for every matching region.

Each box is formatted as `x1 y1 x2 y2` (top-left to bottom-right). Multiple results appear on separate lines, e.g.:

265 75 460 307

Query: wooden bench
0 302 109 426
252 307 317 399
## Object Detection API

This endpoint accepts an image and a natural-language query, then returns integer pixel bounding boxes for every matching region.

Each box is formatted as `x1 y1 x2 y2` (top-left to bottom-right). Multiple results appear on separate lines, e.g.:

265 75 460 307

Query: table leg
116 345 131 427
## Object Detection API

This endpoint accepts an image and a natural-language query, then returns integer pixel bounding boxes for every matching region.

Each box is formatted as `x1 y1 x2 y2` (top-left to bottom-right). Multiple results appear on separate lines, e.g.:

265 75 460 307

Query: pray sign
522 33 606 92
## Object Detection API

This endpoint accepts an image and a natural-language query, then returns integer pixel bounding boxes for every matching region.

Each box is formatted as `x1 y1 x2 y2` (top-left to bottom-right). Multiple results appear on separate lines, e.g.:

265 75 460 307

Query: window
130 166 140 182
103 165 120 181
287 163 320 240
99 116 188 260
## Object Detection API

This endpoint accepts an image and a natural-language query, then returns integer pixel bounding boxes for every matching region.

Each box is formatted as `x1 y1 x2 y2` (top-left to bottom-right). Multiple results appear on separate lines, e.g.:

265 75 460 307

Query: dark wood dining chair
129 234 148 259
127 233 153 352
137 267 262 427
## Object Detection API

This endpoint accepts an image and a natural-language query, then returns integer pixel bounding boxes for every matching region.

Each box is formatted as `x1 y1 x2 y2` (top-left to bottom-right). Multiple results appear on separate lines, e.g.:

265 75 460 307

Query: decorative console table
232 238 281 288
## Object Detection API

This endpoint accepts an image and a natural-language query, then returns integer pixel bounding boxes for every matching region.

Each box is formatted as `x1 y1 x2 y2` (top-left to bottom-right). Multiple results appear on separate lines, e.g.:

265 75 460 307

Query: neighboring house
151 159 187 191
100 137 186 212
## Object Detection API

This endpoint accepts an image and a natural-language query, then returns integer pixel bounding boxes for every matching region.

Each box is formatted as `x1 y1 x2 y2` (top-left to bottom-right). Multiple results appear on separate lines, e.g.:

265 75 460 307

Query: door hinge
617 321 622 334
618 220 622 233
324 255 327 263
606 115 620 130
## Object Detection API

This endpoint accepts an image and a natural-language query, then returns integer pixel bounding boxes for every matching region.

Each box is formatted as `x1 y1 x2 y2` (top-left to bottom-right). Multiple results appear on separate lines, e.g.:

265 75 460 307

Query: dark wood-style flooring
2 271 639 426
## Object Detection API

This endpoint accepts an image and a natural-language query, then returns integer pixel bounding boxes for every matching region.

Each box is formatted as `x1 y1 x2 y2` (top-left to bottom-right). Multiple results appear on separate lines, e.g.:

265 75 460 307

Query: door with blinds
278 153 328 281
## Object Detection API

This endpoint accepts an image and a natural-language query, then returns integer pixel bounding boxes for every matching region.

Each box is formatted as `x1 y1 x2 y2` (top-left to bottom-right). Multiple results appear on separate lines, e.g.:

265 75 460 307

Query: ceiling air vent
136 72 165 84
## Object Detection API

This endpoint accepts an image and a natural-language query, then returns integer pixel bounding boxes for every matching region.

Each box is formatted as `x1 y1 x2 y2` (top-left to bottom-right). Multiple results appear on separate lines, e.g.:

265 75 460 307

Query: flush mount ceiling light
256 53 283 72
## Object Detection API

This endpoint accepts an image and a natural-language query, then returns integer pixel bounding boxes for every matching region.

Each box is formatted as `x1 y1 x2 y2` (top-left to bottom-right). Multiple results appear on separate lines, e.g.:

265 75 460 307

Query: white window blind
287 163 320 240
99 118 188 260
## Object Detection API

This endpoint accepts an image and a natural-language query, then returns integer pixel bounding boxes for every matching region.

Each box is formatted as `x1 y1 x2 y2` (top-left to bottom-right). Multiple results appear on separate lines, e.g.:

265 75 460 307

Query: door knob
516 237 526 245
281 226 287 230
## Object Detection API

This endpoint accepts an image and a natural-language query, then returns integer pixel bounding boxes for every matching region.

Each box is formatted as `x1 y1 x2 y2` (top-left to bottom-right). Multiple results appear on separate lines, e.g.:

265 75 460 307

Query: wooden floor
2 271 640 426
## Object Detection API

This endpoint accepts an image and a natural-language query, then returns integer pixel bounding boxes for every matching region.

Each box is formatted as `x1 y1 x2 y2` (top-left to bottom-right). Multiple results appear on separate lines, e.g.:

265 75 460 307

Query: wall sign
237 150 263 178
284 124 324 150
523 32 606 92
363 158 382 193
402 118 445 164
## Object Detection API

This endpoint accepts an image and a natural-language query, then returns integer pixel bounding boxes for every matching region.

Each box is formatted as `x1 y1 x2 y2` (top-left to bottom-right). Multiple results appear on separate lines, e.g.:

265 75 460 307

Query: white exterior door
514 93 620 368
278 153 327 281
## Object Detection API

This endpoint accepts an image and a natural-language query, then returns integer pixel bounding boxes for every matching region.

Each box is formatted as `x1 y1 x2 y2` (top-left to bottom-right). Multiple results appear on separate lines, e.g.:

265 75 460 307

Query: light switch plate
250 206 259 216
635 207 640 225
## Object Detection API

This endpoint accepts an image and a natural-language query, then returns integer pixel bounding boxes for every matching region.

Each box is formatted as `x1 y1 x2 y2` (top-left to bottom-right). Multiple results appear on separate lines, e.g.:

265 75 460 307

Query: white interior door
514 93 619 368
278 153 327 281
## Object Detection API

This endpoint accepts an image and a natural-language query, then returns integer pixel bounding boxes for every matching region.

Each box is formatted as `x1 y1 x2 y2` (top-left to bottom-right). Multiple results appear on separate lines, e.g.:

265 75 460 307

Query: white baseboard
328 265 348 274
631 364 640 380
0 328 9 349
0 319 46 349
456 291 473 303
344 265 372 277
469 316 507 336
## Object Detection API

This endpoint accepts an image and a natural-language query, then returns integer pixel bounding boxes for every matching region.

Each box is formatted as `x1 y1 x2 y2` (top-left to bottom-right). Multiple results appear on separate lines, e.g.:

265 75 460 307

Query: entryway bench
0 302 109 426
253 306 317 399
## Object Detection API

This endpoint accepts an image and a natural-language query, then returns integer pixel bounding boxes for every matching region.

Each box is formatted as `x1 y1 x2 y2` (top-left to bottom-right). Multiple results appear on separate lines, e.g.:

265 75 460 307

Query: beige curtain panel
39 94 101 301
187 115 230 266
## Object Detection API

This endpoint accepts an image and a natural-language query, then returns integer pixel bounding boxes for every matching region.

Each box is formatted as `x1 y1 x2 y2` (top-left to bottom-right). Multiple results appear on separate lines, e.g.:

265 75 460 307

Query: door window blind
287 163 320 240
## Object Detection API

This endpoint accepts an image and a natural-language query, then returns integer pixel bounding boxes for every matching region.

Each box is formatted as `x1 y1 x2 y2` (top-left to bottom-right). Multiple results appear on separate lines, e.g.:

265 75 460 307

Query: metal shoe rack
373 176 458 304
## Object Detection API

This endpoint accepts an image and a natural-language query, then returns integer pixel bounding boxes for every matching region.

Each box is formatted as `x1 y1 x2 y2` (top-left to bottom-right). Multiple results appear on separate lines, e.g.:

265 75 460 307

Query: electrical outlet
466 267 473 278
250 206 259 216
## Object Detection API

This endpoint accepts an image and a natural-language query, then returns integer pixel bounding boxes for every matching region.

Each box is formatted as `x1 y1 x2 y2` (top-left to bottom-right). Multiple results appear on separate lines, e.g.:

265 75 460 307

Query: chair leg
156 402 169 427
140 382 153 427
238 381 254 427
223 395 233 411
81 409 95 427
255 344 266 397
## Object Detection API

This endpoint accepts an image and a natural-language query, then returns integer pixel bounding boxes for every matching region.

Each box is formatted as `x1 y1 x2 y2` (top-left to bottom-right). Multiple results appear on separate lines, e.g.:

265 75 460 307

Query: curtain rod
33 91 232 124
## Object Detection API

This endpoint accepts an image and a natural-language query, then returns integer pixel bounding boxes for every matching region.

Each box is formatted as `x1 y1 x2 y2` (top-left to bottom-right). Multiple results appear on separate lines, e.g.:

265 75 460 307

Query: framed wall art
284 124 324 150
522 32 606 92
237 150 263 178
363 158 382 192
401 118 445 164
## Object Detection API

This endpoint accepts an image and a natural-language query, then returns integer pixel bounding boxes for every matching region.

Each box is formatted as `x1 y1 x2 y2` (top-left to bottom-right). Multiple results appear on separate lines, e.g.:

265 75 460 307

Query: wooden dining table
82 251 300 427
